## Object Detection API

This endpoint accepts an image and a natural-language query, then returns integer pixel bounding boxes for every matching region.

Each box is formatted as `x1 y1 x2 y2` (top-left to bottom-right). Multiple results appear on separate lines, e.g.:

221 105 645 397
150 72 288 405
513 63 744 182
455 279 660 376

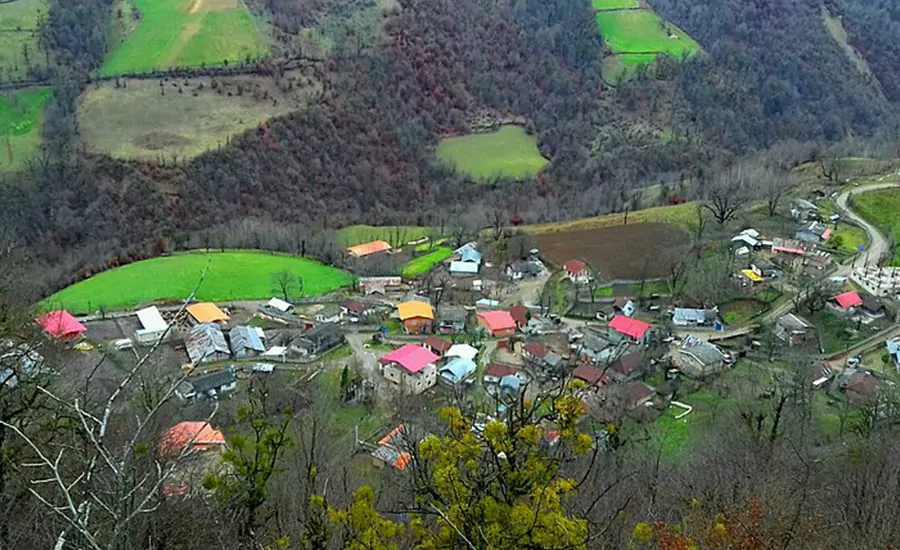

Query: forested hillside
1 0 900 300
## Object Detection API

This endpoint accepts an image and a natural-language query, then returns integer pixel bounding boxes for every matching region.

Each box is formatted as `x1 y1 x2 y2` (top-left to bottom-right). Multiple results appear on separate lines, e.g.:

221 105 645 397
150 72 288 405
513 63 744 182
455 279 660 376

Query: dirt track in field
534 222 690 280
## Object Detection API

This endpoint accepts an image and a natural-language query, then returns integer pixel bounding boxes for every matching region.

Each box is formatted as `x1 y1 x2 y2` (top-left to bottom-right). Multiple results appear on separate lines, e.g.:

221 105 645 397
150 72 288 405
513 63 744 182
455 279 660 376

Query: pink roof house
832 291 862 310
380 344 439 393
608 315 651 342
37 311 87 341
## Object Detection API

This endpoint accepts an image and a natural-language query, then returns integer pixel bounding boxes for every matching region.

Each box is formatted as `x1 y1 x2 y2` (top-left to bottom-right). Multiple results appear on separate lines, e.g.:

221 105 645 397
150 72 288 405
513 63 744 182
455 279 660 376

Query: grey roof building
229 326 265 358
293 324 344 356
176 367 237 401
185 323 230 364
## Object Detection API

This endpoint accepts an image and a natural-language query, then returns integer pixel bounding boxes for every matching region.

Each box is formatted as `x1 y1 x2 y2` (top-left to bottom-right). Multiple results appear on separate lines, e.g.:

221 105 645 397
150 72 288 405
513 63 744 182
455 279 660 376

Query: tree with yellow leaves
328 385 598 549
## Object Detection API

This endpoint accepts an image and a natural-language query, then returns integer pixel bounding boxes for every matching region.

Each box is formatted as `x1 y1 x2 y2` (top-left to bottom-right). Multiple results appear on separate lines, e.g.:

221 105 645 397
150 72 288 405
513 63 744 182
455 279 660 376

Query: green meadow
402 247 453 278
0 0 47 81
0 87 51 172
46 251 354 314
591 0 639 10
436 125 548 181
853 189 900 265
595 10 700 56
100 0 267 76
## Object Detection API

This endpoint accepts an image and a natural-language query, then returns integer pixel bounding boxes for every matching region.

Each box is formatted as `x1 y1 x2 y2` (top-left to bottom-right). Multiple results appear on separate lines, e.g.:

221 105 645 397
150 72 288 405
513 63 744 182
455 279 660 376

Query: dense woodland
2 0 900 299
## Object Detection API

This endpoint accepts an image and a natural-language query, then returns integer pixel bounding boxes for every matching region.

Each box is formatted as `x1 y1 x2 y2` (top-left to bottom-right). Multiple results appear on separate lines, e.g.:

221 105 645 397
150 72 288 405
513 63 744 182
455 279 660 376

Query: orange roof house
159 421 226 458
186 303 229 324
371 425 411 471
477 311 517 338
398 301 435 334
348 240 392 258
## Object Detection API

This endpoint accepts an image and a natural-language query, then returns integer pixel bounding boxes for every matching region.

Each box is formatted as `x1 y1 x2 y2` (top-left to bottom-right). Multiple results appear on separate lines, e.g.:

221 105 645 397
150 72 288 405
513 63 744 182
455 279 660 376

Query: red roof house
380 344 439 374
522 342 549 360
608 315 651 341
477 311 518 337
572 363 607 386
158 421 226 458
422 336 452 356
484 363 520 383
37 310 87 341
832 291 863 309
563 260 589 280
508 305 529 328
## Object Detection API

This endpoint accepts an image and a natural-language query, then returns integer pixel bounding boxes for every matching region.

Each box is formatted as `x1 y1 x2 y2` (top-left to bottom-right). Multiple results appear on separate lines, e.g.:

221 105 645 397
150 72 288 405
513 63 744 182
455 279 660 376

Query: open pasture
852 188 900 265
0 0 47 81
0 87 50 172
435 125 548 182
595 9 700 56
99 0 267 75
77 73 316 160
46 251 354 314
534 222 690 280
591 0 639 10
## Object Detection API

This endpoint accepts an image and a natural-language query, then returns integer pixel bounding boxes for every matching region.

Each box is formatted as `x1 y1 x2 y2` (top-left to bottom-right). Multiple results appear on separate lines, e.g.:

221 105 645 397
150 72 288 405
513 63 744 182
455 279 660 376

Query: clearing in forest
591 0 639 10
533 223 690 280
435 125 548 182
0 87 51 172
402 247 454 278
77 73 318 160
99 0 267 76
46 251 354 314
0 0 47 81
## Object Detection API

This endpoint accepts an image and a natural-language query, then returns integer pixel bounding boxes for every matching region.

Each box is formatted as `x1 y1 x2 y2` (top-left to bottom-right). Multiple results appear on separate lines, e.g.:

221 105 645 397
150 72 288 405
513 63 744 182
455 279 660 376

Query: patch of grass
0 0 47 81
77 76 313 160
591 0 639 10
523 201 699 235
436 125 548 182
46 250 354 314
336 225 433 247
720 299 767 326
595 10 700 57
811 309 891 355
99 0 268 76
319 343 354 362
401 247 453 278
827 222 867 256
852 189 900 264
601 53 657 83
0 87 51 172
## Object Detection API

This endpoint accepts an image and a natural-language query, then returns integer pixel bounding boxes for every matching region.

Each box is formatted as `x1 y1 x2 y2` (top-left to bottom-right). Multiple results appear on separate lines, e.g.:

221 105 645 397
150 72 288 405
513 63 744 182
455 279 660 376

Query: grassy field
852 189 900 265
0 87 51 172
601 53 657 83
401 247 453 278
46 251 353 314
436 125 548 181
77 74 314 160
0 0 47 81
99 0 267 76
523 201 699 235
595 10 700 56
336 225 435 247
591 0 639 9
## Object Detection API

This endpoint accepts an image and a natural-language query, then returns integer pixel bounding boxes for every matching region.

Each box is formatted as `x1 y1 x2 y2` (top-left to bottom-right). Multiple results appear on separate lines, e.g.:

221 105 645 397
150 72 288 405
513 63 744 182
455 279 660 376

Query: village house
293 324 344 356
795 222 832 245
439 357 477 386
446 343 478 362
885 339 900 370
315 306 344 324
790 198 819 221
836 369 881 404
622 382 655 411
449 244 482 276
186 303 229 326
676 336 729 378
608 315 652 345
609 350 644 383
563 260 591 284
347 240 391 258
829 290 862 314
264 297 295 315
506 260 544 281
229 326 266 358
483 363 521 385
436 306 468 333
859 297 887 321
508 305 530 330
398 301 435 334
159 421 226 458
477 310 518 338
359 276 403 295
454 242 480 261
522 342 549 363
341 299 378 322
613 298 636 318
185 323 230 364
751 259 781 279
422 336 452 357
672 307 716 328
775 313 814 346
379 344 439 394
572 363 607 387
573 331 615 363
37 310 86 342
176 367 237 402
475 298 501 309
134 306 170 345
731 228 760 250
371 425 411 471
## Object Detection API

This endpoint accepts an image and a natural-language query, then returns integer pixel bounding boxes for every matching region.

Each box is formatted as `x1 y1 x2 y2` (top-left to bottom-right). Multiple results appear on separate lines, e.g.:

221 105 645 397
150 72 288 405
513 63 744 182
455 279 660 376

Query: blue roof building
439 357 477 384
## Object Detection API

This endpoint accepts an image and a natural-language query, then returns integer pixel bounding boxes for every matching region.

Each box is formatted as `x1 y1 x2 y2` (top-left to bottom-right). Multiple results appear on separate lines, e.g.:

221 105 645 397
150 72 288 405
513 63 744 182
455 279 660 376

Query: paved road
835 181 900 270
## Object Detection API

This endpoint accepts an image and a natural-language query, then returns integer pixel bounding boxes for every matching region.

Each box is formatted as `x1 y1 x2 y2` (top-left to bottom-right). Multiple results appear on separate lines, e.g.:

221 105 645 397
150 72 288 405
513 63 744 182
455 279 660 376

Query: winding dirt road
835 181 900 269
